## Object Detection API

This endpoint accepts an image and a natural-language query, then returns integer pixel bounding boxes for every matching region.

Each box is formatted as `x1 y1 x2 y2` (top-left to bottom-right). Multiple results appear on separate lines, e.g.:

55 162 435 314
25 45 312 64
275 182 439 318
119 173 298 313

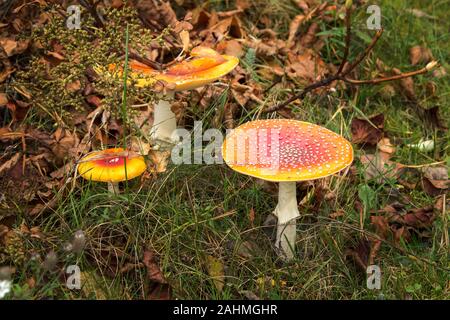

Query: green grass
2 0 449 299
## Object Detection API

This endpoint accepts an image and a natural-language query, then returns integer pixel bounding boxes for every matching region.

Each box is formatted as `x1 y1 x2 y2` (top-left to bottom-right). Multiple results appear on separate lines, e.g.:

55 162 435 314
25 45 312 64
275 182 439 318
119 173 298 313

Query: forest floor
0 0 448 299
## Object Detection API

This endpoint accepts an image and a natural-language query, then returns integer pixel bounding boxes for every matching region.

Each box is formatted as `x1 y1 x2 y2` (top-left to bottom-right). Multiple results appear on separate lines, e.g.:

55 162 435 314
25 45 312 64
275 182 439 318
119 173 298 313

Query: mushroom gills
273 181 300 259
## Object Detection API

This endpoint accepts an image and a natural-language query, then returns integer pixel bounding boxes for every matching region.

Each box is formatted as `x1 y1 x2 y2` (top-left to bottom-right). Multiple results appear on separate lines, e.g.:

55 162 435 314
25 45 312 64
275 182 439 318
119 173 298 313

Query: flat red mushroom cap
78 148 146 183
222 119 354 182
105 46 239 91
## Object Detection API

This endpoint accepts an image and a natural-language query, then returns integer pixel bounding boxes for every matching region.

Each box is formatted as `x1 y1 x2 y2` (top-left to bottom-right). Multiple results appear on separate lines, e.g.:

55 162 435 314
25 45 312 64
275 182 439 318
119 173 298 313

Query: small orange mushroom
222 119 353 259
102 46 239 145
78 148 146 194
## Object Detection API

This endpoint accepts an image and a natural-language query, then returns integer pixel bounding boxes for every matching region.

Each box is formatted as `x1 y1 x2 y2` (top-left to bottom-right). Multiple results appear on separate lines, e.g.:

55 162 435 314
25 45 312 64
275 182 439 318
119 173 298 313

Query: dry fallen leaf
422 166 448 181
46 50 65 61
143 249 166 284
234 240 259 259
0 66 15 84
409 46 433 65
0 92 8 106
432 66 447 78
377 137 395 161
179 30 190 53
51 128 79 161
345 238 381 271
371 203 437 243
360 153 401 183
287 14 306 47
29 196 57 217
299 22 320 48
210 15 244 39
421 166 449 196
370 215 390 239
0 152 21 175
400 206 436 229
133 0 178 28
205 255 225 293
286 49 327 84
111 0 124 8
65 80 81 93
329 209 345 219
148 149 171 173
0 38 29 57
143 249 171 300
351 114 384 145
217 39 244 58
392 67 417 101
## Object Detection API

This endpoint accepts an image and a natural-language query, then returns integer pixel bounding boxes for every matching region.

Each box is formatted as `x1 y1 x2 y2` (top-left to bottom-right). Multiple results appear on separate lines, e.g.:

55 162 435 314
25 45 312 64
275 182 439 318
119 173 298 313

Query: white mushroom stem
107 182 119 194
150 91 177 144
273 181 300 260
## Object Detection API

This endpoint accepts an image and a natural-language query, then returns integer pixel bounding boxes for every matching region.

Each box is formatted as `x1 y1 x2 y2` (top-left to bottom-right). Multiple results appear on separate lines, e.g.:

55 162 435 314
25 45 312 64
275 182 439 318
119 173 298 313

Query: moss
11 3 165 127
1 230 26 266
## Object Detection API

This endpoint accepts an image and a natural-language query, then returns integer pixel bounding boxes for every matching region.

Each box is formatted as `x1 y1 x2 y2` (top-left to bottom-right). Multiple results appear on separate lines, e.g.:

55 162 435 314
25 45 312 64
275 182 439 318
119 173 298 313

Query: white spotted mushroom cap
221 119 354 182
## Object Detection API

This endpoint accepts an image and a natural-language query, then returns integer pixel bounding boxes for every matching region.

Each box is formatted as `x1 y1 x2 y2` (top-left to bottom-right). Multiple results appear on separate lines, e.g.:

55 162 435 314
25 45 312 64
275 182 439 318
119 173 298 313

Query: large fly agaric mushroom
222 119 353 260
104 46 239 145
77 148 146 194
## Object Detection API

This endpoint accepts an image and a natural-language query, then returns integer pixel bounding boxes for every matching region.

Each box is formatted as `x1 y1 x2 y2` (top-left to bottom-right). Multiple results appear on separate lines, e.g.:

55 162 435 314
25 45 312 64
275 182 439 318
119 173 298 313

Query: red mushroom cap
104 46 238 91
222 119 353 182
78 148 146 183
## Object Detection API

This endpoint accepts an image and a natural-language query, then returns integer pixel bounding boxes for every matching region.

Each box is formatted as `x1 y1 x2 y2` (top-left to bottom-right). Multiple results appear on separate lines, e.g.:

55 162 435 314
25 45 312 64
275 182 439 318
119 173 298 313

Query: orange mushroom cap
78 148 146 183
222 119 354 182
103 46 239 91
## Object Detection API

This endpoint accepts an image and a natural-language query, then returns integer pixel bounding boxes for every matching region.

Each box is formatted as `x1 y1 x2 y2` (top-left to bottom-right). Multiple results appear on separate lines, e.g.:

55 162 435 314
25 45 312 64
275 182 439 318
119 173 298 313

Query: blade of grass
122 24 129 194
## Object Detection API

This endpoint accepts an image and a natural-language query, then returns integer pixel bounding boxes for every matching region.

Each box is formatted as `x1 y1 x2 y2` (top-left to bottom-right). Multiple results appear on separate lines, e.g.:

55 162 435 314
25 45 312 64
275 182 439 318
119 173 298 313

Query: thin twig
138 18 178 48
263 8 382 114
344 61 438 84
263 76 339 113
128 52 163 70
80 0 104 29
263 76 283 94
263 4 436 114
342 29 383 74
336 7 352 75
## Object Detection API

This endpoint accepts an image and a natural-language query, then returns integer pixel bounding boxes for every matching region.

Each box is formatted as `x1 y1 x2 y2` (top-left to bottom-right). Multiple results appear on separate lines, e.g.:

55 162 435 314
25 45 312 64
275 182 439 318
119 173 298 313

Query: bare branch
342 29 383 74
336 7 352 75
344 61 438 84
80 0 104 29
128 52 163 70
262 6 434 115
